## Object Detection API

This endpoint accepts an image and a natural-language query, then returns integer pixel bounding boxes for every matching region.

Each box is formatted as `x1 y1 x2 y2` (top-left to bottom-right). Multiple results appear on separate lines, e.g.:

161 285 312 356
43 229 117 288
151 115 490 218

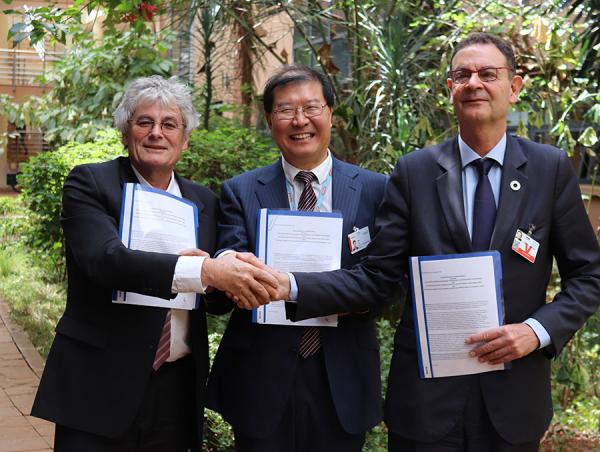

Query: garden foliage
0 25 173 149
177 120 279 193
17 129 125 268
2 0 600 447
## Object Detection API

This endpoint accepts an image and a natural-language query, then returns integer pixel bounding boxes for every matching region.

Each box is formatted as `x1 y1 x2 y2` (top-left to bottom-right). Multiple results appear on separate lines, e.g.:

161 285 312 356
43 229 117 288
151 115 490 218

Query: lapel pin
510 180 521 191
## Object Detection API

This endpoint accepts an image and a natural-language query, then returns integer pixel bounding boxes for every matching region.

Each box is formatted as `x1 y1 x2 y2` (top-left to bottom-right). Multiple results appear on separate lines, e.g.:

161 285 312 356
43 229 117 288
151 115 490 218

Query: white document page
410 252 505 378
254 208 340 327
112 183 199 310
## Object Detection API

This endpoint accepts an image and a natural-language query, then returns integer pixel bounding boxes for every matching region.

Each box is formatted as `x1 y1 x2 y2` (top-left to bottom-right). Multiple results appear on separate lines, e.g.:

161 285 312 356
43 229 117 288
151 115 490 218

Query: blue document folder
409 251 507 378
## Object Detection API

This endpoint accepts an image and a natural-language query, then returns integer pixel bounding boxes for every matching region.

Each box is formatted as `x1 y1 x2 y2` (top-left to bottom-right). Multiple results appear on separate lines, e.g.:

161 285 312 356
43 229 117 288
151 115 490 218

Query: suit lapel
490 135 528 250
331 157 360 235
256 160 291 208
118 157 139 186
176 173 206 215
435 139 472 253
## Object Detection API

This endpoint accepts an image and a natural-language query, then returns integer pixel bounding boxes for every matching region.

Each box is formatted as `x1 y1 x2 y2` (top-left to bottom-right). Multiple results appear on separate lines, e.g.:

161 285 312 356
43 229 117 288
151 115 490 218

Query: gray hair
113 75 199 137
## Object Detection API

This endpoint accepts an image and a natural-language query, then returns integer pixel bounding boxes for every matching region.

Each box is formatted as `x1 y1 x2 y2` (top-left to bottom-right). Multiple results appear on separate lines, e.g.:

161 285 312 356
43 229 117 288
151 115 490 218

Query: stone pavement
0 298 54 451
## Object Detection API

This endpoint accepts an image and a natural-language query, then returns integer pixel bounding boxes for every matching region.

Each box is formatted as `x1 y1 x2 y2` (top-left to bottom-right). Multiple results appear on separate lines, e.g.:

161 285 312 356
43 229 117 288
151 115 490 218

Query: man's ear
122 134 128 149
447 78 454 102
265 112 273 130
510 75 524 104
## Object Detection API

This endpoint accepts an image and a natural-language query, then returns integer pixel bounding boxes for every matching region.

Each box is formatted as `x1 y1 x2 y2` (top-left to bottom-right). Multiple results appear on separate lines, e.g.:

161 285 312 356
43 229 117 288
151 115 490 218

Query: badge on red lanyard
512 225 539 263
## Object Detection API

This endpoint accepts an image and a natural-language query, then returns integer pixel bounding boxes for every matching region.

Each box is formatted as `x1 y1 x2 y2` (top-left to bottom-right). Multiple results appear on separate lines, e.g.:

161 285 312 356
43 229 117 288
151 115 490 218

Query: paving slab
0 298 54 451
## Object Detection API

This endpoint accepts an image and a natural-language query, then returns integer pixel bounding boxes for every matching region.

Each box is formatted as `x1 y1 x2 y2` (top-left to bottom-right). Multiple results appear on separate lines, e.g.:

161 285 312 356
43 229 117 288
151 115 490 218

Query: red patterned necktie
153 310 171 370
295 171 321 358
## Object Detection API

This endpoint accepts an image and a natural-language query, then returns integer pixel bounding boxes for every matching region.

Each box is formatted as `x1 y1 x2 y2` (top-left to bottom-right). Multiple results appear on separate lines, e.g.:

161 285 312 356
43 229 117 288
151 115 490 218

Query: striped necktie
295 171 321 358
153 310 171 370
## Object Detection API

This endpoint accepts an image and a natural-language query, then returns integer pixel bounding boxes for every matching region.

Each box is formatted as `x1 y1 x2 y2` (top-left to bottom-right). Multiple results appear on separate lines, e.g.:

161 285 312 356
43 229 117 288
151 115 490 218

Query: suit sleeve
216 179 252 253
293 161 408 320
61 164 179 300
529 151 600 356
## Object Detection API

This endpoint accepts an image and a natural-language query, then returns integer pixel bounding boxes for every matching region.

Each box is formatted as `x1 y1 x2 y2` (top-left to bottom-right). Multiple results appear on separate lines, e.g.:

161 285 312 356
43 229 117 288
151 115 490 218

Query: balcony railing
0 48 63 88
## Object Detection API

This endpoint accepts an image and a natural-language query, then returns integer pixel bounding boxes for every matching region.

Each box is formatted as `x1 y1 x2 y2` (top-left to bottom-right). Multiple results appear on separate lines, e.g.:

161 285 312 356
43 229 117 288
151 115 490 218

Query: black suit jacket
206 157 388 438
31 157 222 448
292 135 600 444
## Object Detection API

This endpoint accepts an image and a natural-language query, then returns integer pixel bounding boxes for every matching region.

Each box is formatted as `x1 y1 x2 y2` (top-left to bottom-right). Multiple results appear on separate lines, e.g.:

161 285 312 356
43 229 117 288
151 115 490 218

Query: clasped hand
201 251 289 310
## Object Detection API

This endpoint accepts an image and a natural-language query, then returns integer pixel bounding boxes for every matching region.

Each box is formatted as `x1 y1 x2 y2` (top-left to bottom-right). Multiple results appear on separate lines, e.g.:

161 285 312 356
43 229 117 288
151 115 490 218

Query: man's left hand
466 323 539 365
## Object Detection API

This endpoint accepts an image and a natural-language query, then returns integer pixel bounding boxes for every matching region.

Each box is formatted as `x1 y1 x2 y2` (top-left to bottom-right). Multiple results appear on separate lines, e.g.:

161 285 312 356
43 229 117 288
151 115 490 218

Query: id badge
348 226 371 254
512 229 539 263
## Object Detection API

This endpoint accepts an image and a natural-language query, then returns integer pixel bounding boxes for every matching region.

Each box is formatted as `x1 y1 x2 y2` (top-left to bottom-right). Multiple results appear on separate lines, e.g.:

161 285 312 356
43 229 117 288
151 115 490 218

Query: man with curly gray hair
31 75 278 451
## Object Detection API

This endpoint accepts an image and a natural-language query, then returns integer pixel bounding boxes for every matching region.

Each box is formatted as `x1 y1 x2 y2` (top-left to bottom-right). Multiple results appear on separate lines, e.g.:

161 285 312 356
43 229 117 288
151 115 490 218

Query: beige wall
192 11 293 120
0 1 70 188
581 184 600 236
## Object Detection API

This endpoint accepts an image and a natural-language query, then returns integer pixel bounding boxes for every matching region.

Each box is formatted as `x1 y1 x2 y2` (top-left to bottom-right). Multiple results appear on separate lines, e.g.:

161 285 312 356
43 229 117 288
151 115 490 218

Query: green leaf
7 22 28 39
578 127 598 148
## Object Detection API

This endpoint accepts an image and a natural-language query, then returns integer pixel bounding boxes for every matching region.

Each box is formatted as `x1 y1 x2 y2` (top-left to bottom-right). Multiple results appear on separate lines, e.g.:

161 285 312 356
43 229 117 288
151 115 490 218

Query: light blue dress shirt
276 153 335 302
458 134 551 349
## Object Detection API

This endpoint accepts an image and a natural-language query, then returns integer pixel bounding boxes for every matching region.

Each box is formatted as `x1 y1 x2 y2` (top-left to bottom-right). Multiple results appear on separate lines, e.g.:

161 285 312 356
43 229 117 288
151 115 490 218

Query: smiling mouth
290 133 315 141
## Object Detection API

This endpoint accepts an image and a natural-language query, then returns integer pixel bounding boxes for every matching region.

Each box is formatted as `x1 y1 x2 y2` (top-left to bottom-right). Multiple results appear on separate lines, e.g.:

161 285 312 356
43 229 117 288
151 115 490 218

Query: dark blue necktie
471 159 497 251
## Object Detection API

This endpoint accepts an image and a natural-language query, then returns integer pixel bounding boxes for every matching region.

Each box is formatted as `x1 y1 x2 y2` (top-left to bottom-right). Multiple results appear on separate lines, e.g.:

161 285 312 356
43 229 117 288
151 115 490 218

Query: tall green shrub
18 129 125 268
177 121 279 193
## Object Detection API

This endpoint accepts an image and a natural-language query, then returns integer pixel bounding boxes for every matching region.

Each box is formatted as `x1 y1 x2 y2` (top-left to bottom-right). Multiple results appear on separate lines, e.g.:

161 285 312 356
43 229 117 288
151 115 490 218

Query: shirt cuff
216 249 236 258
172 256 207 294
288 272 298 302
523 318 552 349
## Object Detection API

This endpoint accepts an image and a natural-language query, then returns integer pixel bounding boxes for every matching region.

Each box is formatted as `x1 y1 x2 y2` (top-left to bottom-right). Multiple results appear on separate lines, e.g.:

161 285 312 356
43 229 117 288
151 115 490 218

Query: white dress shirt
283 152 333 301
130 165 207 362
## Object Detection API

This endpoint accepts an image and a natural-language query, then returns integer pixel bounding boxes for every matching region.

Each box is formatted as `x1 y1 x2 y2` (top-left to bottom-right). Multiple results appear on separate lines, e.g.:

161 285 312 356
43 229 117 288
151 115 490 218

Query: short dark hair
263 64 335 113
451 32 516 73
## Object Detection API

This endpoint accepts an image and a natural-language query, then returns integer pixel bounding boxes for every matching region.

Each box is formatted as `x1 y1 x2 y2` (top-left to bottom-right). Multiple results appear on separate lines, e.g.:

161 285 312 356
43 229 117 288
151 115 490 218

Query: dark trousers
234 349 365 452
54 355 198 452
388 380 539 452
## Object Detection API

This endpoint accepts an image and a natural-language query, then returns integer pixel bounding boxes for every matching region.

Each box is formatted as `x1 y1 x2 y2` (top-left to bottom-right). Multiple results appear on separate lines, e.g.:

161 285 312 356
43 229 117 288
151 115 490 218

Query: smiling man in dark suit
31 75 277 452
271 33 600 451
207 65 387 451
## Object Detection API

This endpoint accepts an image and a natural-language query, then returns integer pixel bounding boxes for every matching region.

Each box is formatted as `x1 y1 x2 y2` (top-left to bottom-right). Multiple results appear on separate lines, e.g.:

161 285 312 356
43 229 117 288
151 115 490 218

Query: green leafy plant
176 120 279 192
204 332 235 451
0 24 174 148
0 245 66 358
17 129 125 272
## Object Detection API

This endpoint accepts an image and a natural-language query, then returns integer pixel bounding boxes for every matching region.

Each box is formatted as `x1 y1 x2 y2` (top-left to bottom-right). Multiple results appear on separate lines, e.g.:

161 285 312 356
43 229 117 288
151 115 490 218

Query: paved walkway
0 298 54 451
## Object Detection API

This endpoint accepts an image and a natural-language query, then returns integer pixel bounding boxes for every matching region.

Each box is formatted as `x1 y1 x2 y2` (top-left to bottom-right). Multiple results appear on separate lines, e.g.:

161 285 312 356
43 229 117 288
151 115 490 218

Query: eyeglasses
129 118 185 134
272 104 327 121
448 67 512 84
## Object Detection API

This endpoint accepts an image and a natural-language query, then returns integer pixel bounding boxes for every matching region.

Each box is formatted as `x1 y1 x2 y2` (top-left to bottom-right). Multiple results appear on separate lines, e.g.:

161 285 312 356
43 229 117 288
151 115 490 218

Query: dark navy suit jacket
206 157 388 438
291 135 600 444
32 157 224 449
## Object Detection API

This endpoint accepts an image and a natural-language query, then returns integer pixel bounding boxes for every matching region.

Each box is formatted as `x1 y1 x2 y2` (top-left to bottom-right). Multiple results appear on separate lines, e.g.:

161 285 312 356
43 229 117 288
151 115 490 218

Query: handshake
181 249 290 310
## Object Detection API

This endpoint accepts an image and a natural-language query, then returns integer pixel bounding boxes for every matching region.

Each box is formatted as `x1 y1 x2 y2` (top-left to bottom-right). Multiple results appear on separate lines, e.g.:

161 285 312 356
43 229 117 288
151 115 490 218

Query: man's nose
466 71 484 88
291 108 310 126
149 122 164 137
